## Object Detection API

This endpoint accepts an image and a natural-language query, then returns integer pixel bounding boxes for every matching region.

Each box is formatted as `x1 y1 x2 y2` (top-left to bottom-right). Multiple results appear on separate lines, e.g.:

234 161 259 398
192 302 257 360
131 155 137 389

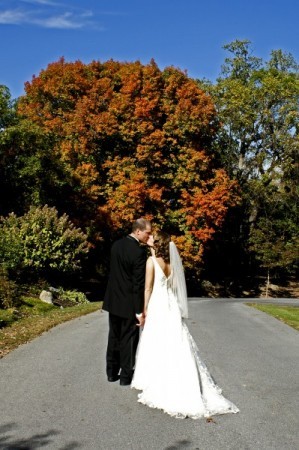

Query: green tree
201 41 298 183
198 40 299 283
0 112 74 217
0 85 16 129
0 86 18 215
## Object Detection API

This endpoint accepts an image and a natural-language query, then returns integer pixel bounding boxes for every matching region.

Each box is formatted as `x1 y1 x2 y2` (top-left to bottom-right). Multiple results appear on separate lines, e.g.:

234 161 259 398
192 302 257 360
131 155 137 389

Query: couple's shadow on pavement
0 423 81 449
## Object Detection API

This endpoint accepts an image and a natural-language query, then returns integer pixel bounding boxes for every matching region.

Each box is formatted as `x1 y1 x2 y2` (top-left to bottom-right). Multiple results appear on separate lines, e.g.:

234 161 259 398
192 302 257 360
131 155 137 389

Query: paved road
0 298 298 450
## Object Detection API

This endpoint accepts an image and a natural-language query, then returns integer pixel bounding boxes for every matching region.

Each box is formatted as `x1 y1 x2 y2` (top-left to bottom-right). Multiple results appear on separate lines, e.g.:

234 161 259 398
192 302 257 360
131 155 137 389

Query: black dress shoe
107 375 119 382
119 379 131 386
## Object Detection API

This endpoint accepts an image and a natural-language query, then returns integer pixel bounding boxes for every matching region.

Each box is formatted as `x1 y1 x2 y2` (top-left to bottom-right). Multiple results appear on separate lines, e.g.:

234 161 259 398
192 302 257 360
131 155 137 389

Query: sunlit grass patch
0 297 102 358
247 303 299 331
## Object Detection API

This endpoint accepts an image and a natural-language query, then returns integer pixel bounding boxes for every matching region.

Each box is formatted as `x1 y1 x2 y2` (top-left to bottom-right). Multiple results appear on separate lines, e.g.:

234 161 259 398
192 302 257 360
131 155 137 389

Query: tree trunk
265 269 270 298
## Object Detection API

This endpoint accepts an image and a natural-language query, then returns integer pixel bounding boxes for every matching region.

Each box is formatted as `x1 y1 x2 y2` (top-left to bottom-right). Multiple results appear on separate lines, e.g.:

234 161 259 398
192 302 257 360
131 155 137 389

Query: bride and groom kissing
103 218 239 419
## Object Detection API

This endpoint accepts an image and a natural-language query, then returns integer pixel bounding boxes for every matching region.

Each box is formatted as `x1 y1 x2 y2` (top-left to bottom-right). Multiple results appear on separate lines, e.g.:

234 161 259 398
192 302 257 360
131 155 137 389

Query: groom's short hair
132 218 151 232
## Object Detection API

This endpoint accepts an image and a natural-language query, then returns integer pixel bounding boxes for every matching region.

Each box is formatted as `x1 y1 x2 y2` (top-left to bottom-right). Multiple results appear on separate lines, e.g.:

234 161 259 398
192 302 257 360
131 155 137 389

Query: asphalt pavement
0 298 298 450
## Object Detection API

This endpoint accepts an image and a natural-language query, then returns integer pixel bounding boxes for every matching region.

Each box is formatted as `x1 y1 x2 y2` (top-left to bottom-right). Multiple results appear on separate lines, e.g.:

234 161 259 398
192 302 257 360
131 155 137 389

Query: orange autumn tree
18 58 238 273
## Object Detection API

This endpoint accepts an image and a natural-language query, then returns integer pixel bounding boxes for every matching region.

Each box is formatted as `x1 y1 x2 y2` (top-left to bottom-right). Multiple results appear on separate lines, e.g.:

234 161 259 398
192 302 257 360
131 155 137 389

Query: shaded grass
0 297 102 358
247 303 299 331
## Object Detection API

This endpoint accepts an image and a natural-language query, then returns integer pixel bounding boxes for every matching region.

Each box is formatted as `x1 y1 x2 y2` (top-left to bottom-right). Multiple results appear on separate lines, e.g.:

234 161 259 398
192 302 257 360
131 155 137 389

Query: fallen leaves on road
206 417 216 424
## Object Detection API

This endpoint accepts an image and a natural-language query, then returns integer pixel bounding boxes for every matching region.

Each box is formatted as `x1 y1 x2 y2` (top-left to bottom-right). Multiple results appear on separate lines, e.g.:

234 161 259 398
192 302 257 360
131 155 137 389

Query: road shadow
0 423 82 449
164 440 192 450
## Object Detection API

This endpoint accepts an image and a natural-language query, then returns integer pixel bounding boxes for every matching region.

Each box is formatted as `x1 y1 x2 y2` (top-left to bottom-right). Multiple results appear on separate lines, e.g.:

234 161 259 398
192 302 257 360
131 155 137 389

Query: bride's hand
136 313 145 327
146 235 155 256
147 234 154 247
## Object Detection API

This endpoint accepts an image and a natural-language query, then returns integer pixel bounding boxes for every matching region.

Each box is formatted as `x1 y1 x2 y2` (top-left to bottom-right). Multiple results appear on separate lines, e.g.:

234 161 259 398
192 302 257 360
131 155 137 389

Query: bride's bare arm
144 257 154 316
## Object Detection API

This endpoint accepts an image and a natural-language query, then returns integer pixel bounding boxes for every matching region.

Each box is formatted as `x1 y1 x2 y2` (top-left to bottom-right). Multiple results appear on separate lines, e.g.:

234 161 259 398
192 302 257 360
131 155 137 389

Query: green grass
0 297 102 358
247 303 299 331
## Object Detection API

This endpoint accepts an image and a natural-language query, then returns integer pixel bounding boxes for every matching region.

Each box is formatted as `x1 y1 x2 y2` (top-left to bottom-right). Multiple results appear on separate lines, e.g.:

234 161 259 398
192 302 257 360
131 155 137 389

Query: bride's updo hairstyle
154 231 170 263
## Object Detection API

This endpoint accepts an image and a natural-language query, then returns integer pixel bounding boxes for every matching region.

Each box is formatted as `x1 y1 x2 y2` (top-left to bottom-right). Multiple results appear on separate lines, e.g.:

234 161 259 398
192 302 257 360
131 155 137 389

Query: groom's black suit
103 235 147 383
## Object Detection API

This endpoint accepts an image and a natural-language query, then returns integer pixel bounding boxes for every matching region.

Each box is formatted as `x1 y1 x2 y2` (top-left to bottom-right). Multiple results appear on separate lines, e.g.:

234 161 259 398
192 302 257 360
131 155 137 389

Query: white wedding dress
131 256 239 419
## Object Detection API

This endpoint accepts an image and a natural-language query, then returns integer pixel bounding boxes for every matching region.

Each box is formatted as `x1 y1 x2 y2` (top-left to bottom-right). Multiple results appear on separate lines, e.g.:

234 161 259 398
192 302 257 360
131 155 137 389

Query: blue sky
1 0 298 99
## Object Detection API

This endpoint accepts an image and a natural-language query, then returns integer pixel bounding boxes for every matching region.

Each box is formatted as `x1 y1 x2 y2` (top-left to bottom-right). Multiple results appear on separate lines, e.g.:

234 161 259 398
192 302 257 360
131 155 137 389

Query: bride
131 231 239 419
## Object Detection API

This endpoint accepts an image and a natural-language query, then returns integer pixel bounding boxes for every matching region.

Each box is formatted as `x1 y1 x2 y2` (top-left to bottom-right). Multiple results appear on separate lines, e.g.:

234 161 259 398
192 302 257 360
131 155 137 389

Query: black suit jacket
103 236 147 319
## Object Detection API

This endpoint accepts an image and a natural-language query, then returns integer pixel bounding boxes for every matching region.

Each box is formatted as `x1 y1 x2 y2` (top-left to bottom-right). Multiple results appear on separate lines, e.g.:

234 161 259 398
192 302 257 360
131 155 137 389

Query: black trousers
106 313 139 381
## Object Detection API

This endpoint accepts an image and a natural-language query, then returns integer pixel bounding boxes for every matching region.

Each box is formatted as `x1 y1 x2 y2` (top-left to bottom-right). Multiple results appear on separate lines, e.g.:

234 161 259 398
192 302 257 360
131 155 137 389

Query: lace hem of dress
137 393 239 420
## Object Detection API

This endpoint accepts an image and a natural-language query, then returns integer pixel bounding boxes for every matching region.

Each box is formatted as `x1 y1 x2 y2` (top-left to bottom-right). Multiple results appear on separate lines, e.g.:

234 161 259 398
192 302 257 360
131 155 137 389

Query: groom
103 218 152 385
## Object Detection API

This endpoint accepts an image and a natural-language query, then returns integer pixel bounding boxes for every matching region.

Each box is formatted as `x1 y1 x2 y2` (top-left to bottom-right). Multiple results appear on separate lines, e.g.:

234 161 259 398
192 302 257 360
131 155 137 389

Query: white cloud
0 0 99 30
0 5 95 29
0 9 26 24
34 12 87 29
20 0 64 6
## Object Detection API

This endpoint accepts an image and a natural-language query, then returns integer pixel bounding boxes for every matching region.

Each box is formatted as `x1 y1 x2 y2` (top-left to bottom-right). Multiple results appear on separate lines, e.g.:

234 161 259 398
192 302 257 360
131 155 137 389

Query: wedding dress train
131 256 239 419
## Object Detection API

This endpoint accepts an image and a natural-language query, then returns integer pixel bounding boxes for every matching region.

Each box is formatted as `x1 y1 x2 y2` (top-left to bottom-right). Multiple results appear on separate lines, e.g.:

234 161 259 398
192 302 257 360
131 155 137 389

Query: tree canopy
1 42 297 292
16 58 238 270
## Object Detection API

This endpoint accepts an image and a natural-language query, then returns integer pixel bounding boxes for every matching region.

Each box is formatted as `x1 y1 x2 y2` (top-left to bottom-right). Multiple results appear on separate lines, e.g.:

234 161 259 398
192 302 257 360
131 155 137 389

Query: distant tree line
0 40 298 301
